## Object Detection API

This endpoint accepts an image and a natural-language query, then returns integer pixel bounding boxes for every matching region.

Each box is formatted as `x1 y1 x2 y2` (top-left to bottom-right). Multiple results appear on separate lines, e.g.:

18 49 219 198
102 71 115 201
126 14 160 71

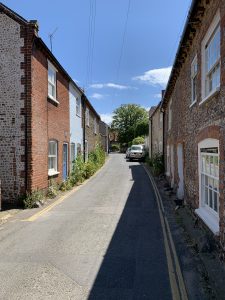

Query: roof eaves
0 2 29 24
161 0 200 109
35 37 84 96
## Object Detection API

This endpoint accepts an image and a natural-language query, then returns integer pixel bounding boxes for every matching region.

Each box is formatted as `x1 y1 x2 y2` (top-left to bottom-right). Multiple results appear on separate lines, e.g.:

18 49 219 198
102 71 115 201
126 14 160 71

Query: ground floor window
200 148 219 214
48 140 58 175
196 138 220 235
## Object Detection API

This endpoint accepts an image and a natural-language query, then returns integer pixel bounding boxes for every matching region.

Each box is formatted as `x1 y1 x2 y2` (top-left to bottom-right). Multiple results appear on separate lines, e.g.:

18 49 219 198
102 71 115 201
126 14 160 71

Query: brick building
161 0 225 239
149 99 164 158
0 3 87 206
82 95 101 161
99 121 109 153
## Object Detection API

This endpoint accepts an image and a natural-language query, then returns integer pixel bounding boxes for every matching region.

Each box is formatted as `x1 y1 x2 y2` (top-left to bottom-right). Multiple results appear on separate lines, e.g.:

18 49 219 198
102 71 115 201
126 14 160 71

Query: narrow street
0 154 174 299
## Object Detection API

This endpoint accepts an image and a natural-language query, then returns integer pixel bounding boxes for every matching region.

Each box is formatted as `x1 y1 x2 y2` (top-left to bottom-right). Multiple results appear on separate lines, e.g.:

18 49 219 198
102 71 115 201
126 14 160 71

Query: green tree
132 136 145 145
111 104 148 144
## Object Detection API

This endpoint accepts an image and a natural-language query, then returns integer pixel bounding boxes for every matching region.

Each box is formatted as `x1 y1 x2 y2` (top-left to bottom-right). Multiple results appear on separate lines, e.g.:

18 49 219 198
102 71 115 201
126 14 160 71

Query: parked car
129 144 146 161
126 147 131 158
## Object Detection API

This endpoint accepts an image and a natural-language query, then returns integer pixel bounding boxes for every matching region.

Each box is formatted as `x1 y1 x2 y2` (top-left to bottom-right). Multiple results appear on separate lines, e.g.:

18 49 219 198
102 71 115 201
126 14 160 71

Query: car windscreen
131 146 142 151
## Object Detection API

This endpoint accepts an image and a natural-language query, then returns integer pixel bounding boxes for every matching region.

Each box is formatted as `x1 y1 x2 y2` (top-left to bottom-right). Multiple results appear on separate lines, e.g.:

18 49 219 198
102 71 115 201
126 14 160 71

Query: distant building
82 95 101 161
99 121 109 153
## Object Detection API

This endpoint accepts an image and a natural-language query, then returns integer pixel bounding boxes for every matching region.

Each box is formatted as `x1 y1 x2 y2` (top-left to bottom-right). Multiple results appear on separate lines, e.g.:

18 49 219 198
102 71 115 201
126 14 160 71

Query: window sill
195 207 219 235
199 87 220 106
48 171 60 177
48 95 59 105
189 100 197 108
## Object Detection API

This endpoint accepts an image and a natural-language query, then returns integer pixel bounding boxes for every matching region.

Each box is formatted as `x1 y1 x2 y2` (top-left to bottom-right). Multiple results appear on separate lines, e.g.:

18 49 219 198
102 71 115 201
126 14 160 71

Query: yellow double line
143 165 188 300
24 157 111 222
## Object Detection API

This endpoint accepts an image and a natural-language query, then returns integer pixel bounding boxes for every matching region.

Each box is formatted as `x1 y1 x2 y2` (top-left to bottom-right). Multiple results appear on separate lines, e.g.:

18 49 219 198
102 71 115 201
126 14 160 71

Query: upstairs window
205 27 220 96
201 11 220 101
76 97 81 117
48 61 57 101
86 108 90 126
48 140 58 176
191 55 198 104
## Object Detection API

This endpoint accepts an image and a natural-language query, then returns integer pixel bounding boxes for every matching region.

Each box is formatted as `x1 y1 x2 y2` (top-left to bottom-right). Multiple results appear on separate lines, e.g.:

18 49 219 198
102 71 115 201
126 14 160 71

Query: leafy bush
132 136 145 145
148 153 164 176
111 144 120 152
59 179 72 191
46 179 59 199
85 160 96 178
88 144 105 168
70 154 86 184
23 189 44 209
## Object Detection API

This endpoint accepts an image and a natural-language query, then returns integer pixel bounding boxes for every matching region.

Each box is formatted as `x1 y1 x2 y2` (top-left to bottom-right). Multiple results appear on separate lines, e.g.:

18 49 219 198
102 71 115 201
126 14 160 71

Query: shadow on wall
88 164 172 300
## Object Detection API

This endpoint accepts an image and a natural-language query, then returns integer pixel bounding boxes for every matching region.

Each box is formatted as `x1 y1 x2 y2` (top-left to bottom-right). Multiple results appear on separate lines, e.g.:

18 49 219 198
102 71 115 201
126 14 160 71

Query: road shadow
88 164 172 300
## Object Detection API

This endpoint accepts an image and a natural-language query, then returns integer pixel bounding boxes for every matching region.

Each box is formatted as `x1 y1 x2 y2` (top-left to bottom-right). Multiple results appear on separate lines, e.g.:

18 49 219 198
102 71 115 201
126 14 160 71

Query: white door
177 144 184 199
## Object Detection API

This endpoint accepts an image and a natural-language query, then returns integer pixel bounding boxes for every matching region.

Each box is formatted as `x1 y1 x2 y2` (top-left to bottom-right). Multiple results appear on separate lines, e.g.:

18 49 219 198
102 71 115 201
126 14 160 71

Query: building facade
82 96 101 161
0 3 102 206
69 83 83 171
162 0 225 238
149 103 163 158
99 121 109 153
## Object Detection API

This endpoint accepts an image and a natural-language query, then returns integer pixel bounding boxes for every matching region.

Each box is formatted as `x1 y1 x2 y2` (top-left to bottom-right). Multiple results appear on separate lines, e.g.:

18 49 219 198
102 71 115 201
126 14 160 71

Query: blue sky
3 0 191 123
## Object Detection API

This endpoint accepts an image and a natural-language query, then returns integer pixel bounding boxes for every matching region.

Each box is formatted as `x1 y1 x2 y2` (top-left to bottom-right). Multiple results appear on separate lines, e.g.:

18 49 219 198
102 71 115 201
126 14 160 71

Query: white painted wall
69 83 83 163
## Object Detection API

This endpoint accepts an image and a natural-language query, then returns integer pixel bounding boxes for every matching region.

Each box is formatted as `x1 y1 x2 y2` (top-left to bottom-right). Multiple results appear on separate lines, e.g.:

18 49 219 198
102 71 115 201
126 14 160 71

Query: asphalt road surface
0 154 173 299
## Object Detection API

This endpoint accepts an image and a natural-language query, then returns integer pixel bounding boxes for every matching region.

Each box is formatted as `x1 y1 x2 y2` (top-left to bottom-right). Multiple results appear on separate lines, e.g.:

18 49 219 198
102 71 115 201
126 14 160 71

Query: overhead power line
86 0 97 88
116 0 131 83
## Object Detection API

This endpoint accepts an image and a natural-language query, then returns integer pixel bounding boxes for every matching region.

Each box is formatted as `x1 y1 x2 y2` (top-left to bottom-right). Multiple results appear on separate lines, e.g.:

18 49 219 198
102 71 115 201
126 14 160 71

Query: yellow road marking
25 189 76 222
143 164 188 300
24 157 111 222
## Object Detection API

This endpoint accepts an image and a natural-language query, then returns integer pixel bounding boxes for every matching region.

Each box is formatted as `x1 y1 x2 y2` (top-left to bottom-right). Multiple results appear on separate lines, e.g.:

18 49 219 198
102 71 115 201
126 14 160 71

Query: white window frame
48 140 59 176
201 11 220 104
48 60 58 103
76 97 81 117
191 55 198 106
86 108 90 127
195 138 219 235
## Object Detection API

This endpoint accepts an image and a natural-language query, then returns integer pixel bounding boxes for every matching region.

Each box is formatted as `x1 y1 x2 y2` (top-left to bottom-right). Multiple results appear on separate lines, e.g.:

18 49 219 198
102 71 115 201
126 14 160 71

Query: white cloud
100 113 113 125
133 66 172 87
154 93 162 99
90 82 136 90
90 93 104 99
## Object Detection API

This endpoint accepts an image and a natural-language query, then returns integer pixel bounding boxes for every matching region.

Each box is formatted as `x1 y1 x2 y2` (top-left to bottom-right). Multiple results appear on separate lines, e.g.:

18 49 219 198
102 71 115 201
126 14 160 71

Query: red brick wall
31 45 70 190
163 0 225 236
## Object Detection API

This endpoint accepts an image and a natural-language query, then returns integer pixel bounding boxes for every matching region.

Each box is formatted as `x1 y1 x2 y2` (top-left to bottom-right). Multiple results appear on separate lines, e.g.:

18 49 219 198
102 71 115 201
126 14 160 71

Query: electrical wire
116 0 131 83
85 0 97 88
